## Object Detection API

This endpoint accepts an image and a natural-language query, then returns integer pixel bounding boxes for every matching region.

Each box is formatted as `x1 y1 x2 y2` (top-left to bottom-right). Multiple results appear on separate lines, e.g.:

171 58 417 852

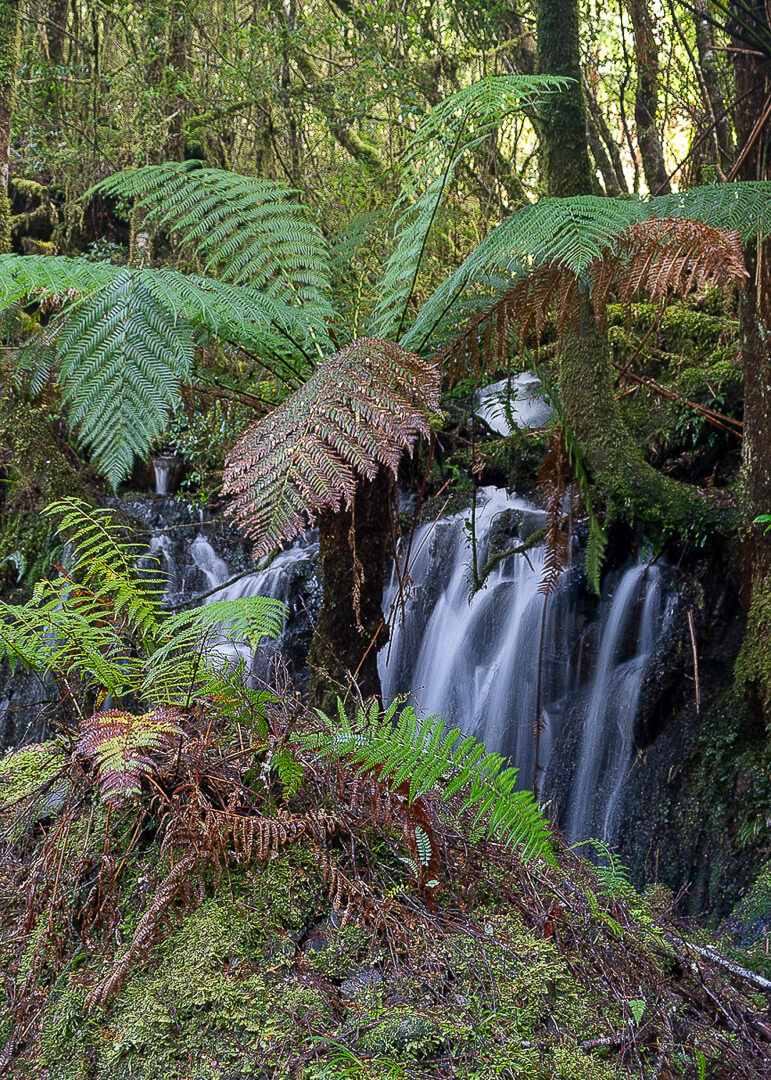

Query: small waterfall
190 534 231 592
152 455 181 496
380 488 575 791
560 564 665 843
188 535 319 681
380 487 675 842
474 373 554 435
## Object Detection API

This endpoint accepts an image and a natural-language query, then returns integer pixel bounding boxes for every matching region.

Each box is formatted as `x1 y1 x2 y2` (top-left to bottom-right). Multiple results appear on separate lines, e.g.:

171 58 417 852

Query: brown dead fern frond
441 216 747 386
538 430 572 597
223 338 441 559
83 850 200 1011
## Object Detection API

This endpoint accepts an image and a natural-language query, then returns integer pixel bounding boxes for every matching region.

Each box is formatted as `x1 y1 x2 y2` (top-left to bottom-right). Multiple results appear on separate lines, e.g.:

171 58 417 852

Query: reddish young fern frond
223 338 440 558
77 707 185 807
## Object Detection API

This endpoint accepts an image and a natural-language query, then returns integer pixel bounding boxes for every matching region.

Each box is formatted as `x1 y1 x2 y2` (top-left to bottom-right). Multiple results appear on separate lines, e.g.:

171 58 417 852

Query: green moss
0 741 65 808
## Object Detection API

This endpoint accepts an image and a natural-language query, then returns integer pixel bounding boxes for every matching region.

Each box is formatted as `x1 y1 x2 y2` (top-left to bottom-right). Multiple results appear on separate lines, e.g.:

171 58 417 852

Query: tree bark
693 0 734 174
729 4 771 715
537 0 717 535
308 471 391 712
0 0 21 254
626 0 670 194
536 0 594 196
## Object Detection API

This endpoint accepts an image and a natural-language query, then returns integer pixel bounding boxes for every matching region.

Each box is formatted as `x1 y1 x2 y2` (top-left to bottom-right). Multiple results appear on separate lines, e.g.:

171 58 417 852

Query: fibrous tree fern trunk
730 6 771 716
0 0 21 254
308 470 391 712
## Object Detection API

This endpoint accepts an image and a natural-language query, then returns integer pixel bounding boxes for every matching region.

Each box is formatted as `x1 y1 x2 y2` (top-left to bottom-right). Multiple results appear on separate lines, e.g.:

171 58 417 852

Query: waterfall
380 487 674 842
186 535 319 681
561 564 665 843
380 488 575 793
152 455 180 496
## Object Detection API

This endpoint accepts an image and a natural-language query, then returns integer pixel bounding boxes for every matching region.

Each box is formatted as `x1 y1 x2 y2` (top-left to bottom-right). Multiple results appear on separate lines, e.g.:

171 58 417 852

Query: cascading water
380 487 676 842
380 488 576 794
186 533 320 681
558 564 666 843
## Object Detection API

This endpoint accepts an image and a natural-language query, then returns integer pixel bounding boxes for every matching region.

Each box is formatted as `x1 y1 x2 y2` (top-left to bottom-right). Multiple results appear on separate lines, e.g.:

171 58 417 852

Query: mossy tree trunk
0 0 21 254
308 470 391 713
535 0 593 197
730 11 771 715
537 0 719 536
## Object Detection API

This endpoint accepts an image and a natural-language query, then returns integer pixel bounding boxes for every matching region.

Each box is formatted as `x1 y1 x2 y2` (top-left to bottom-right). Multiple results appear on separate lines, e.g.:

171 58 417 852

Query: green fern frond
42 497 163 640
310 700 555 864
88 162 334 349
372 75 568 340
141 596 286 703
223 338 440 558
0 255 316 485
651 181 771 239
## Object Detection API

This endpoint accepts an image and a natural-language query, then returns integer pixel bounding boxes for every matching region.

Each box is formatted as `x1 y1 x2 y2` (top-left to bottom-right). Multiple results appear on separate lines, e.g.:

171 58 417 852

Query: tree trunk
729 6 771 715
0 0 20 254
626 0 670 194
537 0 716 535
536 0 594 196
308 471 391 712
693 0 734 174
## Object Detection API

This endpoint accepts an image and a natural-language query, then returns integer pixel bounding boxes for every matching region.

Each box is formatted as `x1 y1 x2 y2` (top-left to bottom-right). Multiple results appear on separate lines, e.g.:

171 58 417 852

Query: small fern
309 699 555 864
76 706 185 807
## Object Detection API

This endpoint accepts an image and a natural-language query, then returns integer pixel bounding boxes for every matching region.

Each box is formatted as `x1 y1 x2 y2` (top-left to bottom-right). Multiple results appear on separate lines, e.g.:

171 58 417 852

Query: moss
735 574 771 709
0 741 65 808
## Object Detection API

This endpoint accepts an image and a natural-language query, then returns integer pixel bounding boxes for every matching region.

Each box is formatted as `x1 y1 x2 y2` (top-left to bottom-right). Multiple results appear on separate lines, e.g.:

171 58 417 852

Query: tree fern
309 698 555 864
404 186 771 354
0 256 314 486
88 161 334 351
371 75 568 340
223 338 440 558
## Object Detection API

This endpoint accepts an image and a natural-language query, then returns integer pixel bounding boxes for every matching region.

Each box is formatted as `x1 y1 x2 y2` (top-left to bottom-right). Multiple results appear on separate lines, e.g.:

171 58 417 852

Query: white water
189 536 318 681
561 564 665 842
474 373 554 435
380 488 672 840
152 455 180 496
380 488 574 793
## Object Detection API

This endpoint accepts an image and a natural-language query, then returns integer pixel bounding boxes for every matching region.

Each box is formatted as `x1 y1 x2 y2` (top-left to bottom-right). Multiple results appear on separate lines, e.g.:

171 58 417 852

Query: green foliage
0 255 319 486
76 706 185 806
89 162 333 329
372 74 567 339
404 184 771 355
0 497 286 707
310 698 555 864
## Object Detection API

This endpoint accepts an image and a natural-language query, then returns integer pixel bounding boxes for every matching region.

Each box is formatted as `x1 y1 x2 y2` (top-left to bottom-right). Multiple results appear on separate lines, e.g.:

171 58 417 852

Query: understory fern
310 698 555 864
0 498 286 706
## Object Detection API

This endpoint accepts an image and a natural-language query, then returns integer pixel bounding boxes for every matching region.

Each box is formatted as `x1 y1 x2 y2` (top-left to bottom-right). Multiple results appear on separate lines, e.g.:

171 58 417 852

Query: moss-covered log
0 0 21 254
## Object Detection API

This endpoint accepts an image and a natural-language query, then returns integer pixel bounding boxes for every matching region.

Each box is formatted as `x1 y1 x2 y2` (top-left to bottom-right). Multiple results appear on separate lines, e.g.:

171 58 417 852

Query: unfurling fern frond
76 706 185 806
88 162 333 347
309 700 554 864
223 338 440 558
372 75 568 340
